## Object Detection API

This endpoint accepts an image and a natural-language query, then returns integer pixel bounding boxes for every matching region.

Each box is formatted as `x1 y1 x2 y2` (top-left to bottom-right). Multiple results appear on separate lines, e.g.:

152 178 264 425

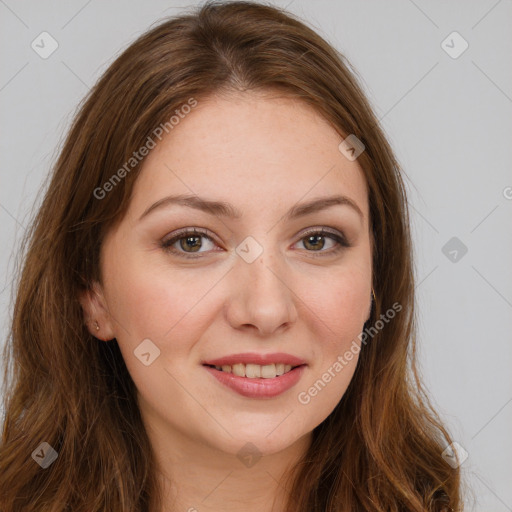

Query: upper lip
202 352 306 367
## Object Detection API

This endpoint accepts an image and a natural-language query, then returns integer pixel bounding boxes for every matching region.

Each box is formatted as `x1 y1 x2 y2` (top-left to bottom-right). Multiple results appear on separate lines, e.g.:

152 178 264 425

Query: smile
203 364 306 399
204 362 297 379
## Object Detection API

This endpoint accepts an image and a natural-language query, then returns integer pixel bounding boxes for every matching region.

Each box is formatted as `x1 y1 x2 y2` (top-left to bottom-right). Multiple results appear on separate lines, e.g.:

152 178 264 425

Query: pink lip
202 352 306 367
203 364 306 399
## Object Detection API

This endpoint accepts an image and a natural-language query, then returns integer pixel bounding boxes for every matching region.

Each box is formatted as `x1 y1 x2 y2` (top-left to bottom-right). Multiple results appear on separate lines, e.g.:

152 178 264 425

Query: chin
209 423 311 458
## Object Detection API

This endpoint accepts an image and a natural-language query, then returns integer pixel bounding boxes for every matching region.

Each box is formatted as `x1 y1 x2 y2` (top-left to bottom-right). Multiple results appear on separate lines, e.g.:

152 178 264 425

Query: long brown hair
1 1 463 510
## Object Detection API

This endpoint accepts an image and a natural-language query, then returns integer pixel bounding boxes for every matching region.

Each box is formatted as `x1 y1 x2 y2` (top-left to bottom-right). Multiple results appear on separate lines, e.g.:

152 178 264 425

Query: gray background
1 1 511 509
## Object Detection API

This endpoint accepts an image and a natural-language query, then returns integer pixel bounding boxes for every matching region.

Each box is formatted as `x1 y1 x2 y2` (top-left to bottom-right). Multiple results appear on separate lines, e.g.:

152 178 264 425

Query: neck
146 422 312 512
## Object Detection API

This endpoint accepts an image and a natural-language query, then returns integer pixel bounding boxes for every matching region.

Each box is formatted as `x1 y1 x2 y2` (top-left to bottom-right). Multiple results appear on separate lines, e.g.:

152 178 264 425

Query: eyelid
297 226 349 246
160 226 350 259
160 227 217 252
161 227 214 244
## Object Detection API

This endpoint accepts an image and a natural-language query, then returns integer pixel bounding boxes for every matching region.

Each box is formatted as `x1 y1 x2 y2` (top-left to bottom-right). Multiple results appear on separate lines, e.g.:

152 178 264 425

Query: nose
224 252 298 337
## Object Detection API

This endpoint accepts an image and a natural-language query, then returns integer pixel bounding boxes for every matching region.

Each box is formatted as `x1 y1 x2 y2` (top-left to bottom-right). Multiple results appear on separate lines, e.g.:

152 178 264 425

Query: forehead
127 90 369 223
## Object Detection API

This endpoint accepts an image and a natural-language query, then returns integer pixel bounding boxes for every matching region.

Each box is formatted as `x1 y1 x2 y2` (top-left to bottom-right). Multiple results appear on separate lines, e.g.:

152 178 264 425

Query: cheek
102 249 210 339
309 269 369 341
294 271 368 418
304 240 372 339
101 261 212 402
101 256 227 403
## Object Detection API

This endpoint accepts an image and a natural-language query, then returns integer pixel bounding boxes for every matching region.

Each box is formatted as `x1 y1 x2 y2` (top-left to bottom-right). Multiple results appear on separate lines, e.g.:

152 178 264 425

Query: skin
80 89 373 512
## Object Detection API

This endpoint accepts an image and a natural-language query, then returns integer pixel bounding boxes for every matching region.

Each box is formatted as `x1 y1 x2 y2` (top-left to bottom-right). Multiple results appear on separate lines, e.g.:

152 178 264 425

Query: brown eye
302 233 330 251
161 228 217 258
295 228 349 256
160 227 350 260
177 235 203 252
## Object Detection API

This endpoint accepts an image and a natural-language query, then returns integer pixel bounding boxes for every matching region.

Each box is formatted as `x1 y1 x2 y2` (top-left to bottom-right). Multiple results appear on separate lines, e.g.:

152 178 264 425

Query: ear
78 281 116 341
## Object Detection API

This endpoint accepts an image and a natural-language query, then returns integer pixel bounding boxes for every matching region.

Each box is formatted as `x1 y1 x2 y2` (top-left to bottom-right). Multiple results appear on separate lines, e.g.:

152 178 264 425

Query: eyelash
159 227 350 260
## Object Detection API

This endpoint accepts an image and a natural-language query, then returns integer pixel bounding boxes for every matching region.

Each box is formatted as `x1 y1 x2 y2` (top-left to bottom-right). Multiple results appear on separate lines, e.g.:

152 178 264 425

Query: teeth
232 363 245 377
261 364 276 379
245 364 261 378
211 362 298 378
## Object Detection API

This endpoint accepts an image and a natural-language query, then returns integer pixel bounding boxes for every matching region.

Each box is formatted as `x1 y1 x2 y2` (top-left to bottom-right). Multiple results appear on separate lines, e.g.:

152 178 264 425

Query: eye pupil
304 234 325 251
163 228 346 259
181 236 202 252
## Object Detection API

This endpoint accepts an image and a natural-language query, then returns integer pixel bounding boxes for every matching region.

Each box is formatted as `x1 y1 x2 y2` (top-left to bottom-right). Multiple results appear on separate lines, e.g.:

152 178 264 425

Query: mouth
201 353 307 398
203 362 302 379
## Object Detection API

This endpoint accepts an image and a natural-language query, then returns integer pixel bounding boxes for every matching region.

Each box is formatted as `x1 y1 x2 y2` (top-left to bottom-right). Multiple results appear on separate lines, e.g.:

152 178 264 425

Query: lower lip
203 365 306 399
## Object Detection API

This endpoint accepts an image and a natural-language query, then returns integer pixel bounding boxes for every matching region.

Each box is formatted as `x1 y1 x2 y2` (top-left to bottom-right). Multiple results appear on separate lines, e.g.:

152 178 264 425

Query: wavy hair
1 1 463 510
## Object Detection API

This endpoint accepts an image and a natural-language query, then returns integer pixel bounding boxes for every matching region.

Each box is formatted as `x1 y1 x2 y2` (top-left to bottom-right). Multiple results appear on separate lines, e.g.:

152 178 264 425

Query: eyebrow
138 193 364 222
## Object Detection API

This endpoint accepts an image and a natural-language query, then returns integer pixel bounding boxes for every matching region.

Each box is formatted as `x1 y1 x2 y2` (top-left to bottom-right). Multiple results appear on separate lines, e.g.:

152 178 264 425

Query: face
80 90 373 458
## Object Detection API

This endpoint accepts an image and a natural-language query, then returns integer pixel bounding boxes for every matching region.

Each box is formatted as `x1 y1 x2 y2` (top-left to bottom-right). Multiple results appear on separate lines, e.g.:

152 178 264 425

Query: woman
0 1 463 510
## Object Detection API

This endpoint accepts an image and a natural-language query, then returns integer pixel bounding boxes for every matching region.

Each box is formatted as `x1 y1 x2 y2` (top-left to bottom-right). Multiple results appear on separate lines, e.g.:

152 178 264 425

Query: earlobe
78 282 116 341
